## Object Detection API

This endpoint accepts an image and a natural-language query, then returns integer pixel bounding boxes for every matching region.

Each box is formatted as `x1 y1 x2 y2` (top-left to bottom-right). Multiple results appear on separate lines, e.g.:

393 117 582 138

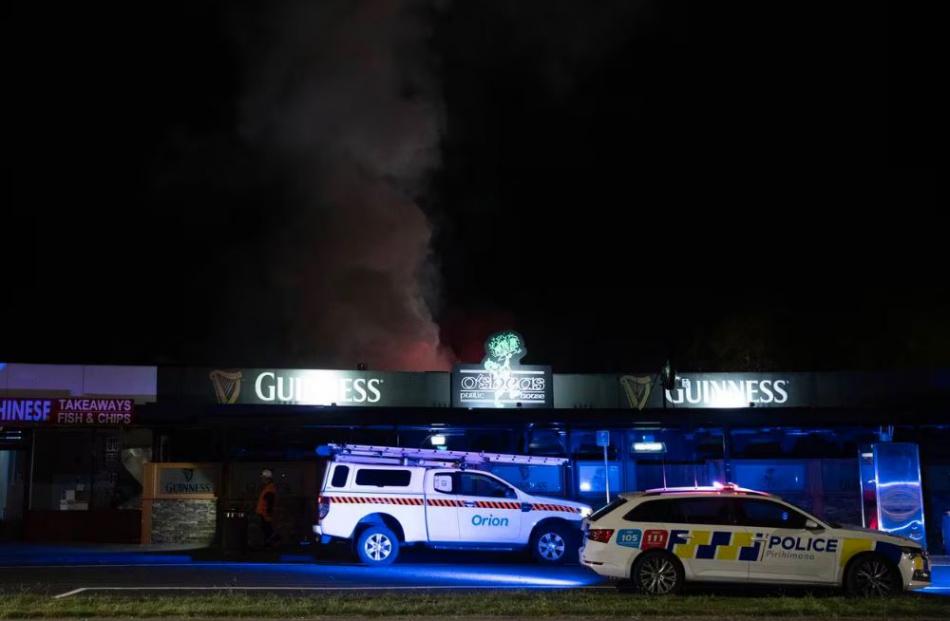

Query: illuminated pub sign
619 372 816 410
451 331 553 408
0 398 135 426
158 367 450 407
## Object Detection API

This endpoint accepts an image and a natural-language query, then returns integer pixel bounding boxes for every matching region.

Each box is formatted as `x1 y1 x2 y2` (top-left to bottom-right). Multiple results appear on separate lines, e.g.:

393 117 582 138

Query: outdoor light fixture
430 434 446 446
632 442 666 453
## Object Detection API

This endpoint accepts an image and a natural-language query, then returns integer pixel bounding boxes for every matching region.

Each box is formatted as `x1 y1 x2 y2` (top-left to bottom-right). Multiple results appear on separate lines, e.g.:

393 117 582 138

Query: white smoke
236 0 454 370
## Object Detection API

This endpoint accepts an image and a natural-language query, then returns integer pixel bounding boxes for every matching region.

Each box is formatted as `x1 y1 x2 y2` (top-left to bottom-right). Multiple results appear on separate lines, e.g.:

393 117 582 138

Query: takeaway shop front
147 363 950 552
0 363 156 543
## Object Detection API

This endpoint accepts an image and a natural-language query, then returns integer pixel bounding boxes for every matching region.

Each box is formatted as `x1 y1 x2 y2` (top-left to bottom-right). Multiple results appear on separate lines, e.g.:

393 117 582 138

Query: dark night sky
4 1 945 373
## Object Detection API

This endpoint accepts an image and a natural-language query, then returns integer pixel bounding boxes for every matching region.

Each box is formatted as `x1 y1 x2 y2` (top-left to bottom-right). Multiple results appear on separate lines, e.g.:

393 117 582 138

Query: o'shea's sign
0 398 135 426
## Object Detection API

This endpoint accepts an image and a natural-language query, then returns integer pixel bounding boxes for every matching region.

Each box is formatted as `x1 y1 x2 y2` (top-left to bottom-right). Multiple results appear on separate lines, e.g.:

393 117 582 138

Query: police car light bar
642 483 772 497
316 443 569 467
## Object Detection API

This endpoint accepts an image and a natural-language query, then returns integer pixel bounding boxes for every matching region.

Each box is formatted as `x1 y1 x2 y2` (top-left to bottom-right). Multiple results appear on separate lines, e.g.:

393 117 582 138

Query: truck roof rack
316 443 569 468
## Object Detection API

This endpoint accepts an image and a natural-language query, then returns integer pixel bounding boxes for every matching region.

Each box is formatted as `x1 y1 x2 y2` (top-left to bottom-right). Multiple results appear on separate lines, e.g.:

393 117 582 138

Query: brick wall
150 499 216 545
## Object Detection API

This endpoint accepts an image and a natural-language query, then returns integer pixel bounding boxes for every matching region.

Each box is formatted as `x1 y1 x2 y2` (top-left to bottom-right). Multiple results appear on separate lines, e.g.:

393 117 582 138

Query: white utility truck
314 444 591 565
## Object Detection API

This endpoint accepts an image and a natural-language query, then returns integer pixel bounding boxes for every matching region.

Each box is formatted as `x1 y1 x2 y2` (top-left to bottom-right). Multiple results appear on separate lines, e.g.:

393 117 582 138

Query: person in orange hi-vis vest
256 468 279 547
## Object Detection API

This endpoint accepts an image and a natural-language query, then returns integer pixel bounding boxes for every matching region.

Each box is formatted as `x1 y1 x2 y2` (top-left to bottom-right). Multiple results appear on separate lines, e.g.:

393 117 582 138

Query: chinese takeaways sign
0 398 135 426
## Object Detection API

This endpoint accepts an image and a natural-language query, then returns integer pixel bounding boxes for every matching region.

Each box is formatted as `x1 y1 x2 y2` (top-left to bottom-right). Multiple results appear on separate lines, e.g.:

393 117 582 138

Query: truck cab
314 444 591 565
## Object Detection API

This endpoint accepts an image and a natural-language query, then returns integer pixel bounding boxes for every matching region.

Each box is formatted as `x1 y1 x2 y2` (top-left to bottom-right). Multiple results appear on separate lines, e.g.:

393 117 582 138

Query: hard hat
261 468 273 478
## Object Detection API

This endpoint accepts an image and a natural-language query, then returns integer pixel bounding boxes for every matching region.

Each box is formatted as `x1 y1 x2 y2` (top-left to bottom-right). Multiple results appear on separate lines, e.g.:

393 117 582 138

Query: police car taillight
318 496 330 521
587 529 614 543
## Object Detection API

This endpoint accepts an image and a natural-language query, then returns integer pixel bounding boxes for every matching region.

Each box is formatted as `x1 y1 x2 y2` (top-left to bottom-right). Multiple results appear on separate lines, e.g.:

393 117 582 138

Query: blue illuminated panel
576 461 620 494
873 443 927 549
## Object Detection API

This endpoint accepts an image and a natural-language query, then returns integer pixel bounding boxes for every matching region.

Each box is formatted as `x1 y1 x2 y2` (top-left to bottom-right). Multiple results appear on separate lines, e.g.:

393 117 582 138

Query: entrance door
0 450 27 541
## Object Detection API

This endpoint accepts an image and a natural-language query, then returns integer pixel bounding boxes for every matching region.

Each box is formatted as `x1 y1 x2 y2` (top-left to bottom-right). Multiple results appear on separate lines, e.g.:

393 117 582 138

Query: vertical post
88 429 96 511
28 428 37 510
722 426 733 484
596 430 610 504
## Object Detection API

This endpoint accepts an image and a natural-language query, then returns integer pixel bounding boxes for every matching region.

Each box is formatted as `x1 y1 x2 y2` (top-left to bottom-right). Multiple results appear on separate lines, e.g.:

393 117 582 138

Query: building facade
2 360 948 552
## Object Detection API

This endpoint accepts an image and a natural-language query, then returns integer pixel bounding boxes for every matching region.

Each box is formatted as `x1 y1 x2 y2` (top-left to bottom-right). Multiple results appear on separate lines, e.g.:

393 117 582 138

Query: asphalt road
0 544 947 599
0 545 604 596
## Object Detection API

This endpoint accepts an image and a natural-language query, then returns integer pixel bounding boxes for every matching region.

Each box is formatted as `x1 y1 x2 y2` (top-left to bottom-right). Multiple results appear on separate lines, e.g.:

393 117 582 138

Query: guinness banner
619 372 817 409
159 367 450 407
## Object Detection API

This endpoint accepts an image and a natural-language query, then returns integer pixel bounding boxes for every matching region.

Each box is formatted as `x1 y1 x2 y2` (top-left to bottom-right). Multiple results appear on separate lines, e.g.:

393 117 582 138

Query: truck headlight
579 507 592 518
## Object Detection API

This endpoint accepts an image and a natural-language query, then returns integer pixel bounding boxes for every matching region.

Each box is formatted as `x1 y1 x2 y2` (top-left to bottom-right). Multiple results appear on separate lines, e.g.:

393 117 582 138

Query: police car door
426 471 461 542
736 498 836 584
454 472 522 544
667 498 749 581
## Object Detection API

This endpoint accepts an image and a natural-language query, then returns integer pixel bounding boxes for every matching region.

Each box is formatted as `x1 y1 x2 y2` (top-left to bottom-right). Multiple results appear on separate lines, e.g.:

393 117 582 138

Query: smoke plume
237 1 454 371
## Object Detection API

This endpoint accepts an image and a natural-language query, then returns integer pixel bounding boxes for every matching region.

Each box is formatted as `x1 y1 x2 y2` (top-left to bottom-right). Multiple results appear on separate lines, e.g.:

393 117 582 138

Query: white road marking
3 563 306 569
52 584 613 599
52 588 88 599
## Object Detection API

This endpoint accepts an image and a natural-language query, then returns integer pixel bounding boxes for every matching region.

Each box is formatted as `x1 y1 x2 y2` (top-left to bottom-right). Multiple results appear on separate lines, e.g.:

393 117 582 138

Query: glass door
0 449 27 540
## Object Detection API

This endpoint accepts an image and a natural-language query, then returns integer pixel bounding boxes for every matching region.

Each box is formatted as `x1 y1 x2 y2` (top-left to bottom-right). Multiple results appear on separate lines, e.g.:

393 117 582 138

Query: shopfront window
0 449 27 539
571 430 621 498
576 461 621 495
29 429 151 512
732 461 807 493
489 464 564 495
528 429 567 455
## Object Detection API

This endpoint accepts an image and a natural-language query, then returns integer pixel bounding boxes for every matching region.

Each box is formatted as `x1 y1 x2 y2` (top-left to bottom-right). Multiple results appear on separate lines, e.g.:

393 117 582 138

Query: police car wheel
531 524 574 564
846 554 901 597
632 551 683 595
356 525 400 565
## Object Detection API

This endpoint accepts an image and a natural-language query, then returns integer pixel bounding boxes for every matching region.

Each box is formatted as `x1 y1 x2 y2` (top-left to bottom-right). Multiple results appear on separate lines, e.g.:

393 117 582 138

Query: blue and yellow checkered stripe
667 529 761 561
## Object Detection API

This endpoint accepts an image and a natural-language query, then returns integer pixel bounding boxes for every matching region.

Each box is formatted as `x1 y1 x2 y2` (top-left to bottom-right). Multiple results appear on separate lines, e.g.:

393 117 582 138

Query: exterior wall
0 364 157 403
149 499 216 545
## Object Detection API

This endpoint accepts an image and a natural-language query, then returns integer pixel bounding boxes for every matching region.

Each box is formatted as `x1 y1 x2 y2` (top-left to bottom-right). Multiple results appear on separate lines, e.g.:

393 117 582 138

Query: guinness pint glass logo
209 370 243 404
620 375 653 410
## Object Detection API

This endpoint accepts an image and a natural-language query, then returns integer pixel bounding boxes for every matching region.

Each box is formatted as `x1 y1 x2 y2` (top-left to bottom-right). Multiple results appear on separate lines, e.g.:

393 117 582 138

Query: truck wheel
356 525 400 565
632 550 684 595
531 523 576 564
845 553 901 597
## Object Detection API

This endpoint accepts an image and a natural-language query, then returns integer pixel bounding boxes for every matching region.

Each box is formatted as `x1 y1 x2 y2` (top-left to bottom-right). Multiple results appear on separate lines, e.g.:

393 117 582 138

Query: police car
580 484 931 595
314 444 592 564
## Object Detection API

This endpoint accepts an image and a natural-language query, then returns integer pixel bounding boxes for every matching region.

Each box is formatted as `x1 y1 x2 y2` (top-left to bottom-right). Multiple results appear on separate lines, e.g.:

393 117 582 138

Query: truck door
425 471 460 542
453 472 523 544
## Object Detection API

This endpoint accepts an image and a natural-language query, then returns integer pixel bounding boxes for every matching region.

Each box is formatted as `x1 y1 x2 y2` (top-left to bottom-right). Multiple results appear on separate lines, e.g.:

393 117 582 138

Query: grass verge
1 591 948 619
